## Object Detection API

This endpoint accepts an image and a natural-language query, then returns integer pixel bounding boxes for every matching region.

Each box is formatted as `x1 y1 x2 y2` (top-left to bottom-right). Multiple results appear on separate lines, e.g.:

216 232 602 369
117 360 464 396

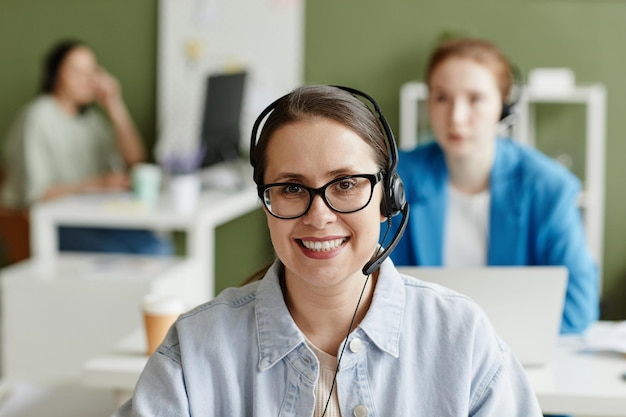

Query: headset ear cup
500 63 522 122
499 102 512 121
391 174 407 215
382 173 406 217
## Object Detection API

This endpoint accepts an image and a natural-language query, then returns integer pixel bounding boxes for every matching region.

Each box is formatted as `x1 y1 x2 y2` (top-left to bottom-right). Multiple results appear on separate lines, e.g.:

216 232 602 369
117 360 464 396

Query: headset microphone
362 203 409 276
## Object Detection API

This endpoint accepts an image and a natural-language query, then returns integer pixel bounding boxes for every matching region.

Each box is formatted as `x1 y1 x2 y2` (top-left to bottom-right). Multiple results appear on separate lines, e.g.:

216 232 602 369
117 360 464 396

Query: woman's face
428 57 503 160
54 46 99 106
263 117 385 289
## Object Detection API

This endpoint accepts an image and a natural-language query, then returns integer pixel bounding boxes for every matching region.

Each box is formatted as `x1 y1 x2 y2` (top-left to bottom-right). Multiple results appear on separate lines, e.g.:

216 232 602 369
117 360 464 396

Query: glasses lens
263 184 310 218
325 176 373 212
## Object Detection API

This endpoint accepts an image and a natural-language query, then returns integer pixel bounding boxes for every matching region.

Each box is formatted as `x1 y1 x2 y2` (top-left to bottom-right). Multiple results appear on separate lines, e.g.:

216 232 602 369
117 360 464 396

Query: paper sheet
582 321 626 354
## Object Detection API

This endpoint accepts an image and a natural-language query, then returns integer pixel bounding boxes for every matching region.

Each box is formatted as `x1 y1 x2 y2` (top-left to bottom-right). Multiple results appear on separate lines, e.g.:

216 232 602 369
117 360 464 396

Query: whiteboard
156 0 304 162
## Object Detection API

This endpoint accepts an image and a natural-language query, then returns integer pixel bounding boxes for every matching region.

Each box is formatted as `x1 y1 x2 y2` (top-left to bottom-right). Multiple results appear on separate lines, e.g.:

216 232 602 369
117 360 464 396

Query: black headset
250 85 406 218
334 86 406 218
249 85 409 275
499 63 523 122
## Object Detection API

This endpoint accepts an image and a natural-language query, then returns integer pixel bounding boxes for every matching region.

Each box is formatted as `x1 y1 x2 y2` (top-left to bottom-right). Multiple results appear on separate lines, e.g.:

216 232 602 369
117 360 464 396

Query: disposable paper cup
142 293 186 356
132 163 162 209
169 173 201 214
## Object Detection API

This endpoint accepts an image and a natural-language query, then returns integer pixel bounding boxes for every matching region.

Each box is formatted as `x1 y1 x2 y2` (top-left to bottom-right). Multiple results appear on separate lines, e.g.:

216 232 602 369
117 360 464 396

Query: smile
300 238 346 252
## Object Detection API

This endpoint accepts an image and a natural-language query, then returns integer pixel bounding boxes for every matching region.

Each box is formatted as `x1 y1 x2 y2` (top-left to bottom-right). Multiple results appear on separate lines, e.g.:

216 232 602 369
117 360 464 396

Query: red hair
426 38 513 101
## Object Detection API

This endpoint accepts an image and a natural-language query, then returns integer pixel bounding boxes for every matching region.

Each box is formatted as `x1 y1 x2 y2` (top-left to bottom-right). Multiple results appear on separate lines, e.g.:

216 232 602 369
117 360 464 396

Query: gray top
1 95 115 207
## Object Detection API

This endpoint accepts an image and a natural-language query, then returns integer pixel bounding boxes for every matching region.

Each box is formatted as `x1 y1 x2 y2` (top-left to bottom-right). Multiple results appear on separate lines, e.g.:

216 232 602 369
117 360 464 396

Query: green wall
305 0 626 319
0 0 158 152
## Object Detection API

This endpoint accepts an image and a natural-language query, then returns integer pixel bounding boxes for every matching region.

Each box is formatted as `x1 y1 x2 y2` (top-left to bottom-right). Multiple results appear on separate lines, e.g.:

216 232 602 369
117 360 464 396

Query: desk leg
30 204 58 274
186 219 215 303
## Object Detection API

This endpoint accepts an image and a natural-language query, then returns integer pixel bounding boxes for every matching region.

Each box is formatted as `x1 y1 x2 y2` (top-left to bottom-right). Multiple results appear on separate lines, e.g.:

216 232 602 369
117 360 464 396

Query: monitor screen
199 70 247 168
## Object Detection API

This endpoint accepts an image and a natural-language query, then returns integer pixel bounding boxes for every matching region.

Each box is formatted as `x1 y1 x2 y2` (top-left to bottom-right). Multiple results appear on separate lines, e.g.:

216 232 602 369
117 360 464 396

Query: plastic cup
142 293 186 356
132 164 162 209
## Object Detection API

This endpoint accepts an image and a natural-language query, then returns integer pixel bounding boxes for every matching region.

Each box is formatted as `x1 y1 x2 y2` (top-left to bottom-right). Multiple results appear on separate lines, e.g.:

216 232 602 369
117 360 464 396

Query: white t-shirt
1 95 115 207
306 338 341 417
443 184 491 267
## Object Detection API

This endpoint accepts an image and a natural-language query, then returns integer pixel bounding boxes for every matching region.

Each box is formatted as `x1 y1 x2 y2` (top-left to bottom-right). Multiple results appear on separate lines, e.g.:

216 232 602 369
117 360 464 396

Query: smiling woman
114 84 542 417
261 115 385 293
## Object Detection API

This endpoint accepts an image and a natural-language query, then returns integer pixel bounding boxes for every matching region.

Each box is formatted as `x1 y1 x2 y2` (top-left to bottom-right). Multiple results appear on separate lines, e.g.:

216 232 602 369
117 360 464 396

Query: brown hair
425 38 513 101
41 39 87 94
251 85 389 186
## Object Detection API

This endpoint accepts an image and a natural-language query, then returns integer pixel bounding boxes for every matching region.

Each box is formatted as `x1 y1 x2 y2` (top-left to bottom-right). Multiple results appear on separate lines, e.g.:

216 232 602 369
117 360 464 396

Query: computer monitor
199 70 247 168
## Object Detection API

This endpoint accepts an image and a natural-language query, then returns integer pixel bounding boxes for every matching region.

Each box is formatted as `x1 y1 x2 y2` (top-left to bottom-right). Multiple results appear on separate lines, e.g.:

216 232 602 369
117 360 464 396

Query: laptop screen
397 266 567 367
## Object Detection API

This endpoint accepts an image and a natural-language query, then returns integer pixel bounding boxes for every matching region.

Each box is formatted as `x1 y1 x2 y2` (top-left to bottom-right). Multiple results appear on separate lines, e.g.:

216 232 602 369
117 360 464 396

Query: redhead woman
391 37 598 335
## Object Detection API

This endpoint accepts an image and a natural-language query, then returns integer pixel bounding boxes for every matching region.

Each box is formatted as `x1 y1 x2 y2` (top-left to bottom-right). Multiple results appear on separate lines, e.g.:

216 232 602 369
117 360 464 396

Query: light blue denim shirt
115 259 541 416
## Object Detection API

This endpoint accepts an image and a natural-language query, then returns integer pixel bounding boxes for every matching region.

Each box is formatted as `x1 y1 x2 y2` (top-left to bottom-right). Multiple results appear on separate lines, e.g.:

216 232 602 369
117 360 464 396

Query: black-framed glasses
258 172 384 219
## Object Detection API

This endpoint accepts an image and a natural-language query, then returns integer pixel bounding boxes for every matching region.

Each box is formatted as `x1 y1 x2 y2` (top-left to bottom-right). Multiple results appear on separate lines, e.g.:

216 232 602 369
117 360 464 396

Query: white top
306 339 341 417
1 95 115 207
443 184 491 267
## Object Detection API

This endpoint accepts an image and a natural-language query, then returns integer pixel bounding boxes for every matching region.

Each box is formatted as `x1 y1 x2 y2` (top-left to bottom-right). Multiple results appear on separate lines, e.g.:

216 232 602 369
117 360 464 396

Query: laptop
397 266 568 367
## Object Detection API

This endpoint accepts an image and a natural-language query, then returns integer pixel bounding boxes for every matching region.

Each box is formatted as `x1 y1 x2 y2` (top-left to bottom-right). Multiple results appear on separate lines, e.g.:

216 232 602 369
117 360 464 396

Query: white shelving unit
398 81 607 277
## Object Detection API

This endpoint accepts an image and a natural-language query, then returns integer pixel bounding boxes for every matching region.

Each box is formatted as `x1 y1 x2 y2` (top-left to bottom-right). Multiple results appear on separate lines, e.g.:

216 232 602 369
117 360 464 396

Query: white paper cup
142 293 186 355
169 173 201 214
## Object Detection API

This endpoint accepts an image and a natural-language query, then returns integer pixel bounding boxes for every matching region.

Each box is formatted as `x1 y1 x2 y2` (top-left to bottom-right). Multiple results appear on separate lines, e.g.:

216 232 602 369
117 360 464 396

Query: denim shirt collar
255 258 405 371
358 259 405 357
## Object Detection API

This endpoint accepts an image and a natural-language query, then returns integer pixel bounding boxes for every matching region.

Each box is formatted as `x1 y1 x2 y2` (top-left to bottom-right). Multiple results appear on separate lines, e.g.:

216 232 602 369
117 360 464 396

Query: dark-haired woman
1 40 170 254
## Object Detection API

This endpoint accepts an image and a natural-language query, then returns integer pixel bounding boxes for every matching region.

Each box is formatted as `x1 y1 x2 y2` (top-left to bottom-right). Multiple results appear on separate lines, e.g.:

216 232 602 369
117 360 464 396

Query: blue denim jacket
115 259 541 416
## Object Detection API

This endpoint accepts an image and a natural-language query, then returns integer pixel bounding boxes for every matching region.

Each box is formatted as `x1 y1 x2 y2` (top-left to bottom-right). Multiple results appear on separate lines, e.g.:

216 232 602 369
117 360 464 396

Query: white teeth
301 238 345 251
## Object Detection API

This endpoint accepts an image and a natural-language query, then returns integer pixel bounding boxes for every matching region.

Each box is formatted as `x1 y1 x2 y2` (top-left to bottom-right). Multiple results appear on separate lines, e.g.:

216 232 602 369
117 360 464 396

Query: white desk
82 321 626 415
1 253 196 384
525 322 626 416
82 330 147 407
29 175 259 303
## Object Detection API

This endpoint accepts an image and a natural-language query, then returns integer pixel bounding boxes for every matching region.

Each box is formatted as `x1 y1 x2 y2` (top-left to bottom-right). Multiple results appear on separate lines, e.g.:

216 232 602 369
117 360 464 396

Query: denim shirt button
349 338 363 353
353 404 368 417
302 356 312 365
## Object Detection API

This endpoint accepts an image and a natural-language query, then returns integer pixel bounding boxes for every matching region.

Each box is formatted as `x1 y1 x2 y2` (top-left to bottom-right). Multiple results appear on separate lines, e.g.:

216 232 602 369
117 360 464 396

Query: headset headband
249 85 398 178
